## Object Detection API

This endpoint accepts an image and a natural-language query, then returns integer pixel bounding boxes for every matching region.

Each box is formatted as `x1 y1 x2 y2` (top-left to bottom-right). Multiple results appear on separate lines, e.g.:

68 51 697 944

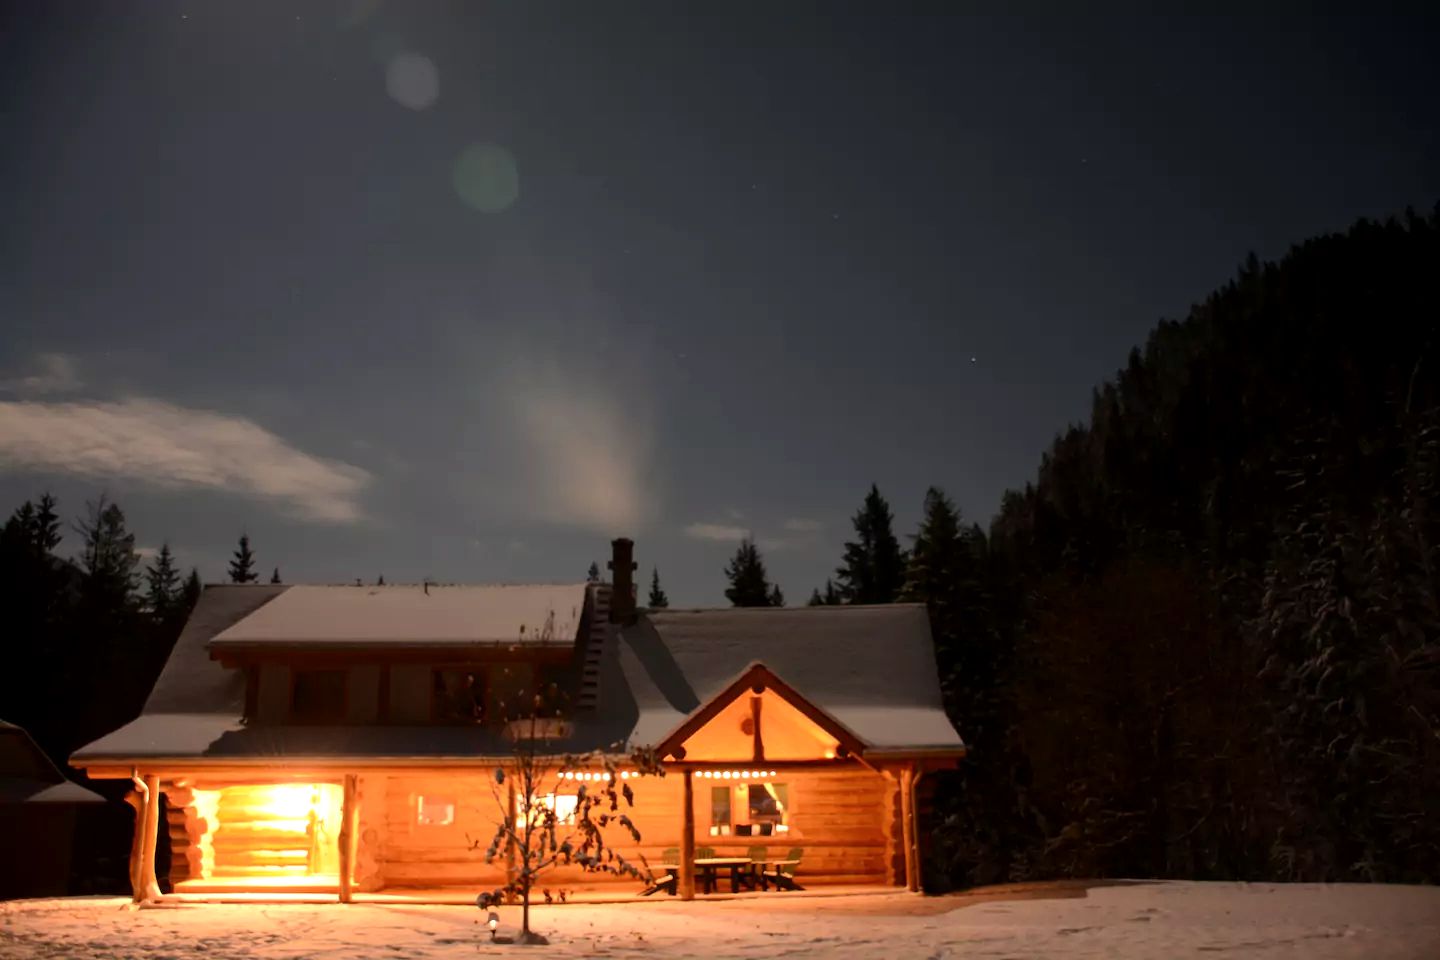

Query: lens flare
453 143 520 213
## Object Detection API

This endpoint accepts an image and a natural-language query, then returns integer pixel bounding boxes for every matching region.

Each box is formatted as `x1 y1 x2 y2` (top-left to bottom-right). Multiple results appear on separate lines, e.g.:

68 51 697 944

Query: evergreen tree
182 568 203 611
0 495 71 750
270 567 282 584
228 534 258 583
144 543 181 621
900 488 992 706
4 501 38 552
723 539 778 607
646 567 669 608
807 580 843 605
74 496 140 606
767 583 785 607
33 492 62 554
587 561 601 583
835 484 907 604
901 488 963 604
377 574 385 586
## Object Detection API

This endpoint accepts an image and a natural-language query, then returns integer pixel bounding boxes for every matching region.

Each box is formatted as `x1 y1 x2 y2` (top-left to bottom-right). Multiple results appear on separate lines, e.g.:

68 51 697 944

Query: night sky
2 2 1438 604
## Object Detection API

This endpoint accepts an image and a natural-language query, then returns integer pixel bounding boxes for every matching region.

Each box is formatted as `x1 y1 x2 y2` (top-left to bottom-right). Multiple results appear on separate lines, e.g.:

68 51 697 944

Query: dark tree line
793 208 1440 888
1 495 197 764
1 496 281 889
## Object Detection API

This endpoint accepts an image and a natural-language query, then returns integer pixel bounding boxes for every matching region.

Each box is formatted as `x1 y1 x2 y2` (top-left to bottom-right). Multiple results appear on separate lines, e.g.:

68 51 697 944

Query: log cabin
1 720 105 899
69 538 965 902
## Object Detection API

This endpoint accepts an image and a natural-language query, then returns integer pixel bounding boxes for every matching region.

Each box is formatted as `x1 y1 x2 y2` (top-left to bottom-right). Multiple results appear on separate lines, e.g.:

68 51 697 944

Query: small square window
418 795 455 826
711 786 731 830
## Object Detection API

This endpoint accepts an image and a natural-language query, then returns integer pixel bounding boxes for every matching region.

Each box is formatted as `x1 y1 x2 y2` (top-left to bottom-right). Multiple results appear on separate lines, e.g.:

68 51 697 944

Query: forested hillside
930 207 1440 887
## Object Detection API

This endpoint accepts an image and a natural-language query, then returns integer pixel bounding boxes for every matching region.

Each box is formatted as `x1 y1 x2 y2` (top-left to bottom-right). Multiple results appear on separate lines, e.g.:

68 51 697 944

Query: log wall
376 766 893 889
158 763 903 892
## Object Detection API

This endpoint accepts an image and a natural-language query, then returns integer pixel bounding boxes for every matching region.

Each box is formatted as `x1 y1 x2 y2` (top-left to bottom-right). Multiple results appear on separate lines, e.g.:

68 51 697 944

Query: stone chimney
608 537 637 624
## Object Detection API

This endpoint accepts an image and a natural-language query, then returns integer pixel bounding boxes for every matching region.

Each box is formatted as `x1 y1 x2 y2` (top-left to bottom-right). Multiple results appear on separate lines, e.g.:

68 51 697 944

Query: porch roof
610 605 964 755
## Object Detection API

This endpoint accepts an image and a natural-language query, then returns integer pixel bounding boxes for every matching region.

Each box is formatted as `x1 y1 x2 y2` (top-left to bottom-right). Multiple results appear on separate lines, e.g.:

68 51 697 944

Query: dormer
206 583 593 727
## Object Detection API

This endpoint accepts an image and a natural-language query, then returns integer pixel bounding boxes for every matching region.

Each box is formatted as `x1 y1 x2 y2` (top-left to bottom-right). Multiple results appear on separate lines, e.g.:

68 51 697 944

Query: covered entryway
647 662 919 899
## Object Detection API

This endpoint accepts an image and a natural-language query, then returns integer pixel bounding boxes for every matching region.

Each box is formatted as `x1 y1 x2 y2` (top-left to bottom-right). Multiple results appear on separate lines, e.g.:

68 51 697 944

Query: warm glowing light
823 749 836 759
257 783 322 819
621 771 630 779
194 783 343 883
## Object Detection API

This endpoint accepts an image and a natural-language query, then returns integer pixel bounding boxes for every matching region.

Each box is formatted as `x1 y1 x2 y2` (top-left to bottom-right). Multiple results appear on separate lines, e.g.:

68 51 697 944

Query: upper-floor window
431 664 539 724
433 668 486 723
291 669 346 724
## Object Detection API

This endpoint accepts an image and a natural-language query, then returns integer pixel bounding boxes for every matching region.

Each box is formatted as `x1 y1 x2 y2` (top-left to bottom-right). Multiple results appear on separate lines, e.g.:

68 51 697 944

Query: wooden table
694 857 753 894
640 857 800 896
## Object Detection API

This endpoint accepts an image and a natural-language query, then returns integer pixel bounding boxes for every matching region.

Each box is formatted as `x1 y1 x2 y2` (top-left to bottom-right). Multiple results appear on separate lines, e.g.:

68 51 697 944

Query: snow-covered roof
611 605 965 754
72 586 963 765
210 583 587 650
0 720 105 805
73 583 601 764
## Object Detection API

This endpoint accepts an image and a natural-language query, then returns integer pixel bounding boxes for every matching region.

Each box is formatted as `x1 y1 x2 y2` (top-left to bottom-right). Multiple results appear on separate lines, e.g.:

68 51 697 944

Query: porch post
130 772 162 903
910 768 925 893
338 774 358 903
679 769 696 900
899 764 918 893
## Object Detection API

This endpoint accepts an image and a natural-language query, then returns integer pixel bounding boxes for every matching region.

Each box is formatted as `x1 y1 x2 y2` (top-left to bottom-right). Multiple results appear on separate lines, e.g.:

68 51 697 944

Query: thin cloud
502 367 653 535
0 397 371 523
684 522 750 542
0 353 82 395
782 517 824 533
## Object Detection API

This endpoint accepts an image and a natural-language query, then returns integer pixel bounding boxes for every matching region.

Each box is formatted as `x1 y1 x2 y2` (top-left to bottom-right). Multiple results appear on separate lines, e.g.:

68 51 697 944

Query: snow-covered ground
3 881 1438 959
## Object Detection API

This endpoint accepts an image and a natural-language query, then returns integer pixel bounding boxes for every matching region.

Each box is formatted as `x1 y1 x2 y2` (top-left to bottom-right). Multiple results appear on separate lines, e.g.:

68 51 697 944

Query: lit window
749 782 788 833
418 795 456 826
710 786 731 836
729 781 789 836
515 792 578 827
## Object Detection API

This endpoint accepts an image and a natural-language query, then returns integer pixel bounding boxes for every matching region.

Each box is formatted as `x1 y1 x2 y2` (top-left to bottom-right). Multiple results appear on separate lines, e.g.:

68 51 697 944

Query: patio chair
693 846 718 894
745 845 768 891
641 847 681 896
762 847 804 891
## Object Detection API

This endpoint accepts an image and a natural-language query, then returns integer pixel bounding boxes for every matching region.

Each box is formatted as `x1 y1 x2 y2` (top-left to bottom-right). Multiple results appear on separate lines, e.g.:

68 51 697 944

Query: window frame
416 794 456 827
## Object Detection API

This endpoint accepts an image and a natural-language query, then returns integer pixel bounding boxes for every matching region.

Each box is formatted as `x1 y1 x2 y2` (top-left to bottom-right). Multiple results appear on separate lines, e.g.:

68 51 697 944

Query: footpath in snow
3 880 1439 959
